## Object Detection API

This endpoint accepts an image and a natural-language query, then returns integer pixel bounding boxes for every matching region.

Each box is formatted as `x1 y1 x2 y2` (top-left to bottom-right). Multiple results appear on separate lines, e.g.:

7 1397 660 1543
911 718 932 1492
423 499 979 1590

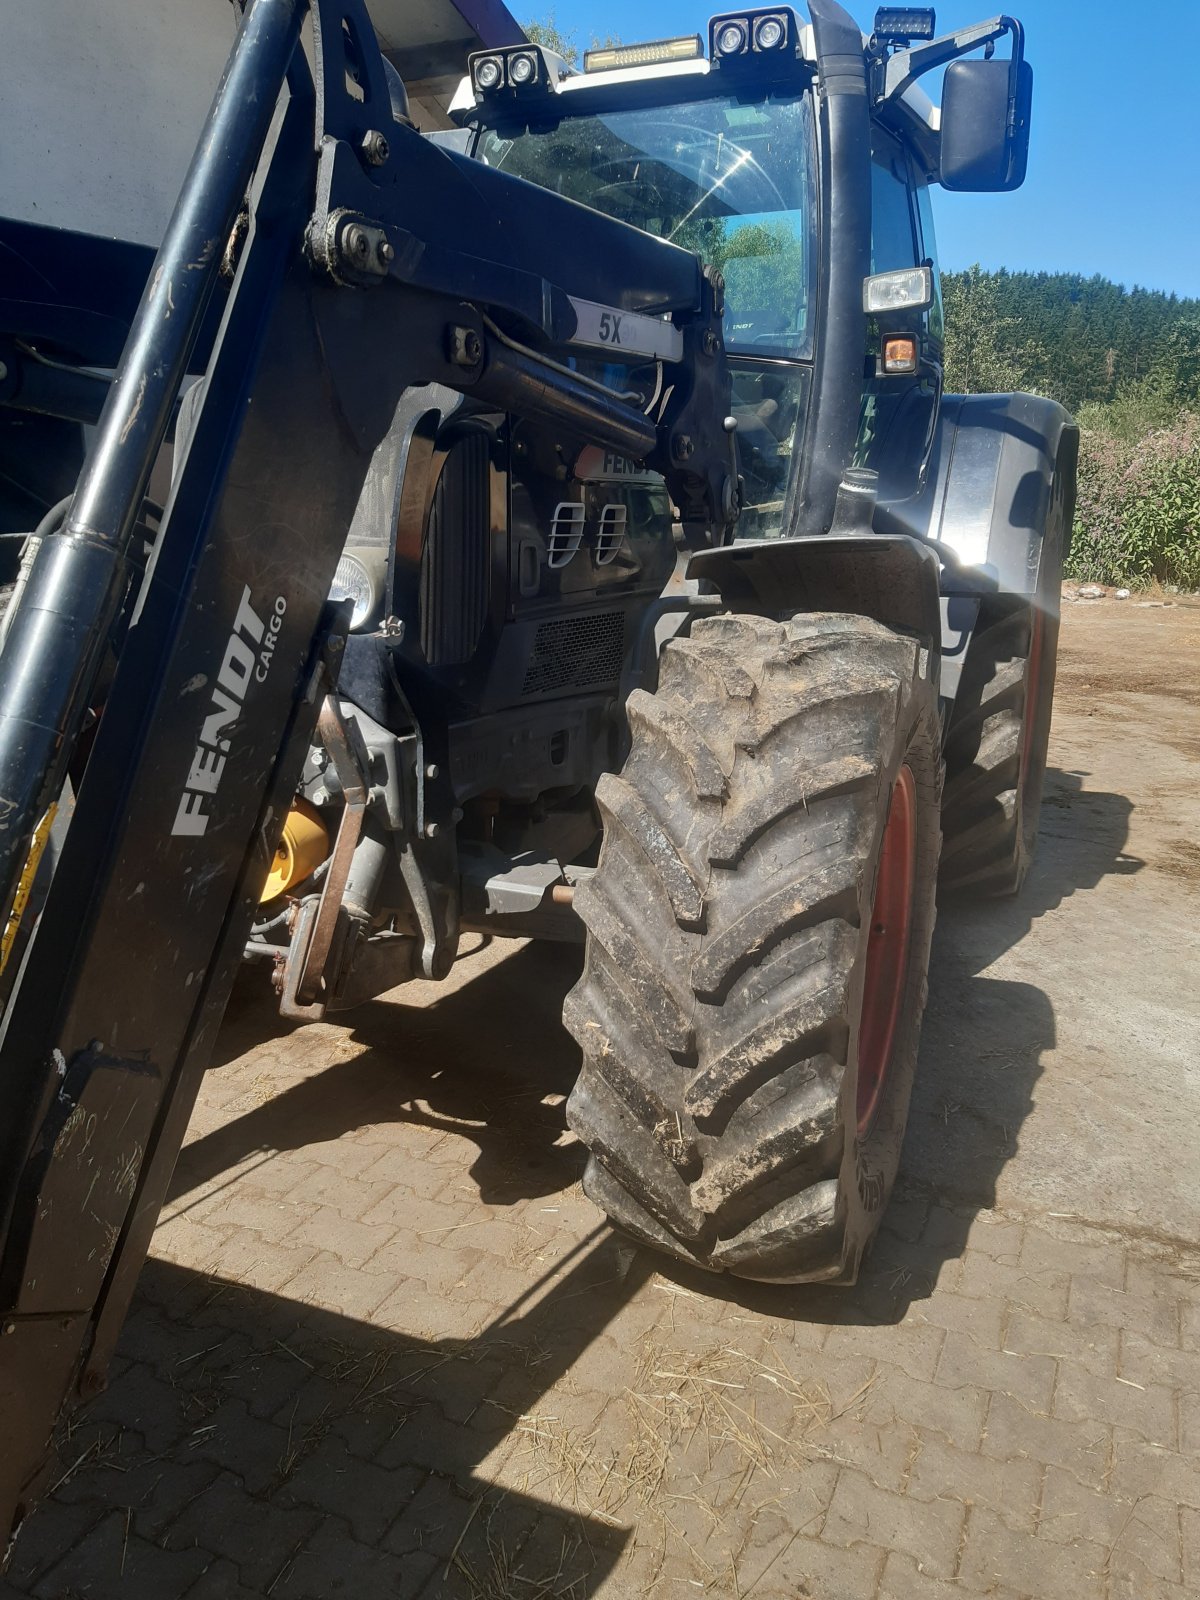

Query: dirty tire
940 464 1069 897
564 612 942 1284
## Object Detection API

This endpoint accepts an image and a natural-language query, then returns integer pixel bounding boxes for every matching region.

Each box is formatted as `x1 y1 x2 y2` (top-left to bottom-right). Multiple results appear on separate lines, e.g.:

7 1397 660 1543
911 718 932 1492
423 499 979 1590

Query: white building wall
0 0 237 245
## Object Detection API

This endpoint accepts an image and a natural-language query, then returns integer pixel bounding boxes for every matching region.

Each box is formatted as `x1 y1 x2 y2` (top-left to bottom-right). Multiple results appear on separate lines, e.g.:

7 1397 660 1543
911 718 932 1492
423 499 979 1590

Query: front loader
0 0 1075 1544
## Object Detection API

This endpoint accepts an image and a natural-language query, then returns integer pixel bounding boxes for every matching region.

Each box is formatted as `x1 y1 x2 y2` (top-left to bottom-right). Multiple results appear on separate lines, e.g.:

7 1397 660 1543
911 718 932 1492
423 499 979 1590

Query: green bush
1068 411 1200 590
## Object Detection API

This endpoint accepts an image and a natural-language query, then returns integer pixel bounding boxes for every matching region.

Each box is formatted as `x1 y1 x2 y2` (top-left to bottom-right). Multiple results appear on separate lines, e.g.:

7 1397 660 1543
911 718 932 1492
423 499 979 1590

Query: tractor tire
564 612 941 1284
939 464 1069 897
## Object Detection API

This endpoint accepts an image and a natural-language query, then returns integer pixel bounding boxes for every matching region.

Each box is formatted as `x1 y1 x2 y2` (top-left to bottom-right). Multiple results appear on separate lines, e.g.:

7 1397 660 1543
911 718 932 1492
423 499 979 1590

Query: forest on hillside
943 269 1200 588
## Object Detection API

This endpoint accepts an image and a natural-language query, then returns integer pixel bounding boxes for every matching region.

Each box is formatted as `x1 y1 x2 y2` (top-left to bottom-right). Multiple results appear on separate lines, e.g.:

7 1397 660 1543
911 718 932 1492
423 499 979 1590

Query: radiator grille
521 611 624 697
421 433 490 665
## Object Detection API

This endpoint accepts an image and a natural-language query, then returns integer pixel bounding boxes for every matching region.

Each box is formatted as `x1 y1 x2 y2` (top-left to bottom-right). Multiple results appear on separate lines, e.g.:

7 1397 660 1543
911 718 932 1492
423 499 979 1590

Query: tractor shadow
6 1237 644 1599
171 939 589 1212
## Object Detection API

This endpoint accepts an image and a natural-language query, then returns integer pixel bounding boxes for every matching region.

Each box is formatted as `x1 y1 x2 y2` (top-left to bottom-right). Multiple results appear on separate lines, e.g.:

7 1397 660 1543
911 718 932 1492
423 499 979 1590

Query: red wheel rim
1019 605 1046 788
856 765 917 1138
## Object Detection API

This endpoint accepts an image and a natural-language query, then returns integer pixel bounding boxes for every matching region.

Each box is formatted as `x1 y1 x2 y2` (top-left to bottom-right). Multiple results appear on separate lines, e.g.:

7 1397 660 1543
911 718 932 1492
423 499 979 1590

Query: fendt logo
171 585 286 838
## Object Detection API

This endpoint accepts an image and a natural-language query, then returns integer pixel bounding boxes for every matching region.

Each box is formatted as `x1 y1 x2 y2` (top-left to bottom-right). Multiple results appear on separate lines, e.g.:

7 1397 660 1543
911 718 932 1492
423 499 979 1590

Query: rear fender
882 392 1079 598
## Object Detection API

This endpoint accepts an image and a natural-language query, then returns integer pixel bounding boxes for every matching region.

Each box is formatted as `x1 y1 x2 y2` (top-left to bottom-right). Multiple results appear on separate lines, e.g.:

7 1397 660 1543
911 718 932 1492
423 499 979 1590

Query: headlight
508 51 538 85
329 549 386 632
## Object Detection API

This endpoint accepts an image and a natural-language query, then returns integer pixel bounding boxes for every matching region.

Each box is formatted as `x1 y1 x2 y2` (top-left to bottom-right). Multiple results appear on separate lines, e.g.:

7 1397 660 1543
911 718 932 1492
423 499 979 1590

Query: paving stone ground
4 597 1199 1600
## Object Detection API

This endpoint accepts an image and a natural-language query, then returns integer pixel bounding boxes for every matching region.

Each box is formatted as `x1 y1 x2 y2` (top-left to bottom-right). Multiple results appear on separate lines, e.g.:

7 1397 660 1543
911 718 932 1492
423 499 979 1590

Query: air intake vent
593 503 627 565
421 432 490 665
521 611 624 697
547 501 585 568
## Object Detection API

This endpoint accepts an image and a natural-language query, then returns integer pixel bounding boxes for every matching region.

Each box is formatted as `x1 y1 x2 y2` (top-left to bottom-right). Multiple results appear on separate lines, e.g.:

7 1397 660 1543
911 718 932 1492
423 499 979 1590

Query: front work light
714 18 749 56
507 50 538 84
872 8 936 45
469 45 552 98
754 14 788 50
710 9 798 65
473 55 503 91
584 35 703 71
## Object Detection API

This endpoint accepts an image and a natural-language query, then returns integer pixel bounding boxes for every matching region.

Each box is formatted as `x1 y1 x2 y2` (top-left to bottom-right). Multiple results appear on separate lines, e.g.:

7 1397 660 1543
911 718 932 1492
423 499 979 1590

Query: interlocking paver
823 1316 945 1383
738 1519 886 1600
956 1249 1071 1319
1004 1305 1119 1378
1019 1224 1126 1287
981 1389 1112 1488
822 1466 967 1579
1068 1272 1181 1349
935 1326 1058 1412
166 1471 322 1590
879 1549 1024 1600
1052 1360 1176 1444
906 1431 1041 1532
864 1367 989 1453
958 1506 1108 1600
1040 1466 1181 1579
30 1509 212 1599
908 1288 1006 1348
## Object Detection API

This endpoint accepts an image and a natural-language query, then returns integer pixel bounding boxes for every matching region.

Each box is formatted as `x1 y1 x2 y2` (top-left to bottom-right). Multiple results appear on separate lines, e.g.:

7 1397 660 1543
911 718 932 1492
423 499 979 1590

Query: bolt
378 239 395 265
424 821 440 840
671 433 694 462
312 787 330 806
361 129 389 166
723 414 738 433
2 1321 14 1336
343 224 370 263
449 325 483 368
425 763 440 780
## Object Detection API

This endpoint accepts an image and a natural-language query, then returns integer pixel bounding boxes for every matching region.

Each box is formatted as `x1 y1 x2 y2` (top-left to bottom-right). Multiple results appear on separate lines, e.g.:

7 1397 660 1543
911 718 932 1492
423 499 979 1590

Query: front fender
687 532 942 668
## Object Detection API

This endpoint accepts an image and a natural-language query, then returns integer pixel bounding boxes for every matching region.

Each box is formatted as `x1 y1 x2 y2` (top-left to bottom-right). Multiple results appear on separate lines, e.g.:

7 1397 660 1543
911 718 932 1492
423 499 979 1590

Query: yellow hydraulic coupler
261 798 329 902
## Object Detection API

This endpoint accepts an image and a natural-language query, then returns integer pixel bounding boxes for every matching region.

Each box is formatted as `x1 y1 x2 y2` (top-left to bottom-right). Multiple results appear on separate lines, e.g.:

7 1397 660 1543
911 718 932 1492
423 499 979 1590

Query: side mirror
940 53 1033 192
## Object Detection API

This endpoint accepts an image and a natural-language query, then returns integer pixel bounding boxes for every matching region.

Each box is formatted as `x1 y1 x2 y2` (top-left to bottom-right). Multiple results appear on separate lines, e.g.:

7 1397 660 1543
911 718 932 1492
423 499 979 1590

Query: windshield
476 92 817 361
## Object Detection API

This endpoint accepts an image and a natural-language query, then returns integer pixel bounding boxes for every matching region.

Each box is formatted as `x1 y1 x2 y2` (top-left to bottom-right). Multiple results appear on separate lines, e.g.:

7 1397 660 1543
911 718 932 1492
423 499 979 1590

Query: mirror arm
879 16 1019 105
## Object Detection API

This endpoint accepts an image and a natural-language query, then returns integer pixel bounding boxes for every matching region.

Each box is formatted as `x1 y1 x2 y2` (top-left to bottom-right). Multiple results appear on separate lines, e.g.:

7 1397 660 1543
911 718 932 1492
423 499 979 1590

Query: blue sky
524 0 1200 298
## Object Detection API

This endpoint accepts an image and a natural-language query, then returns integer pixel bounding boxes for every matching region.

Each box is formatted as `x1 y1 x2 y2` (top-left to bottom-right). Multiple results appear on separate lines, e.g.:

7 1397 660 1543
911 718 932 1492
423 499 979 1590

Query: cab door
856 132 942 504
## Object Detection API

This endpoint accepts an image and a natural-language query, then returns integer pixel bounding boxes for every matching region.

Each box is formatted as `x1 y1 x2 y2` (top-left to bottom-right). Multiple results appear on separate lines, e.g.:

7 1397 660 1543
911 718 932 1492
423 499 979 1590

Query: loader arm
0 0 737 1546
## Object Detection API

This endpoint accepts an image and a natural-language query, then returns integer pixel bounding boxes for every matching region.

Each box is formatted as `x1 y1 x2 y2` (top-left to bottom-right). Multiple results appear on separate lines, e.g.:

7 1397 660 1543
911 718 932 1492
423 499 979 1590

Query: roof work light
709 9 799 67
469 45 554 99
872 8 936 45
584 36 704 71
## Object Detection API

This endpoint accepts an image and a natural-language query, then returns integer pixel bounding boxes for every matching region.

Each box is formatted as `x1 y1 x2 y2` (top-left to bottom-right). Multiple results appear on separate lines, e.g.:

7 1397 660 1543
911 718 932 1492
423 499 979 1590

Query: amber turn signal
881 335 919 375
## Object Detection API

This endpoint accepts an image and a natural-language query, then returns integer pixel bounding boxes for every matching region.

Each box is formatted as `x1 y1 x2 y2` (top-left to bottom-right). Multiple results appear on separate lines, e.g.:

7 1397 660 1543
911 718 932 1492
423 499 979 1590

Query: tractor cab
452 6 1032 540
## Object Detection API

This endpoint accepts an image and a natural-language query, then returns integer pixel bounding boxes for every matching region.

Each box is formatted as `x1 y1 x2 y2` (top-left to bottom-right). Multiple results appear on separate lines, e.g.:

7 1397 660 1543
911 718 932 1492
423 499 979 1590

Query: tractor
0 0 1075 1538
